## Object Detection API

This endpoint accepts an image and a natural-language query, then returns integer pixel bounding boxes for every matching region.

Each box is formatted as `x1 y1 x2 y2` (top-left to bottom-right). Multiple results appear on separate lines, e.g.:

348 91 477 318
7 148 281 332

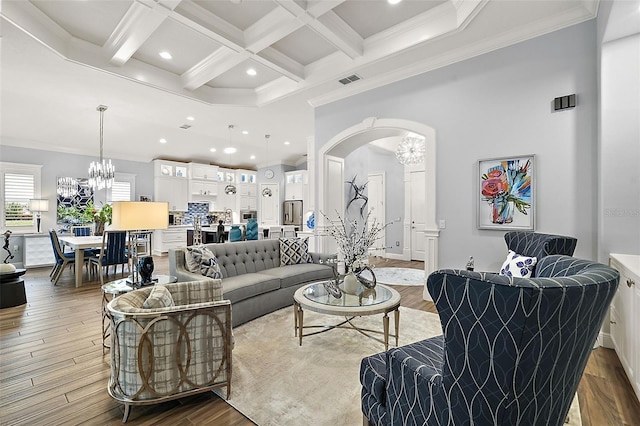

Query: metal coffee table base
293 302 400 351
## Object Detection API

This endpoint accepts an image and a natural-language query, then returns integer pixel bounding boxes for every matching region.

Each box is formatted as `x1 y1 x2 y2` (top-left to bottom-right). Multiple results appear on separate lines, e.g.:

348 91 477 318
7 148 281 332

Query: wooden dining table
57 235 104 288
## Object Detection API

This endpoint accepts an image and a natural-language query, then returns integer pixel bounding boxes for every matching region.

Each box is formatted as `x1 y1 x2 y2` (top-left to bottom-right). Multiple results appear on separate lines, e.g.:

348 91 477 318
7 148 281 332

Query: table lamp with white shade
111 201 168 286
29 199 49 233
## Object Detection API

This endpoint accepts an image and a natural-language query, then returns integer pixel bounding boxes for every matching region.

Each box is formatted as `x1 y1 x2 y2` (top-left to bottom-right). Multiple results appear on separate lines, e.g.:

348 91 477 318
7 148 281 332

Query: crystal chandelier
88 105 115 190
224 124 237 195
395 134 426 166
57 177 78 198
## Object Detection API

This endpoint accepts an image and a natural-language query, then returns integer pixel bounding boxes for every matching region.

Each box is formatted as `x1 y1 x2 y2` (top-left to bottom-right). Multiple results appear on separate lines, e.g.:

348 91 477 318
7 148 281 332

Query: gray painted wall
315 21 599 271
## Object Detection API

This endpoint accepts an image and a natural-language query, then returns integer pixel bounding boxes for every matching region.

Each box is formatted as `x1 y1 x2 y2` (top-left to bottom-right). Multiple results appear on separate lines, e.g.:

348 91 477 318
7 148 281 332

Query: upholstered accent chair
360 255 619 426
504 231 577 262
107 279 232 423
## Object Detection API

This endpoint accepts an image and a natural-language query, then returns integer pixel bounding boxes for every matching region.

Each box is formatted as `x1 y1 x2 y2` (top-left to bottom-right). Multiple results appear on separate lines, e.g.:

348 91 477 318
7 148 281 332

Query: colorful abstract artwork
478 155 534 230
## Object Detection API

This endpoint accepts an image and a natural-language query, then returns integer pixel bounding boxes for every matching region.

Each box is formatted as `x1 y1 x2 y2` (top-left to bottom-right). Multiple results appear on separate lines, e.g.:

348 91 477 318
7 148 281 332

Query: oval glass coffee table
293 281 401 350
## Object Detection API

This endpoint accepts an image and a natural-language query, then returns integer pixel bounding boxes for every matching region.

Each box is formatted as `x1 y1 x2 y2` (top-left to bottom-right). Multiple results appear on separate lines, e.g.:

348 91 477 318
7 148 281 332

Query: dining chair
89 231 129 286
268 226 282 240
49 229 76 285
72 226 92 236
282 225 296 238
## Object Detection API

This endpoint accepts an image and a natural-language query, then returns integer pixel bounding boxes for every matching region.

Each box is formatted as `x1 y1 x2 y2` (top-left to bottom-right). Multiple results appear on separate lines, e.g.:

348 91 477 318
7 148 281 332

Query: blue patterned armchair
360 255 619 426
504 231 577 262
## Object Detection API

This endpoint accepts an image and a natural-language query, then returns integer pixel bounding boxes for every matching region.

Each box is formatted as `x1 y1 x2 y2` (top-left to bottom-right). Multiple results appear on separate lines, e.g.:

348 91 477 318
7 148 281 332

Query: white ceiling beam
181 47 250 90
172 0 245 50
310 11 363 59
244 6 306 53
105 0 182 66
255 47 305 82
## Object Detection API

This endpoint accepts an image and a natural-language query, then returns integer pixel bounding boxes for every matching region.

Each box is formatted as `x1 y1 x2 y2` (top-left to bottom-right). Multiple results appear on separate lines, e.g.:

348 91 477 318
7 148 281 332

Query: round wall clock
264 169 274 179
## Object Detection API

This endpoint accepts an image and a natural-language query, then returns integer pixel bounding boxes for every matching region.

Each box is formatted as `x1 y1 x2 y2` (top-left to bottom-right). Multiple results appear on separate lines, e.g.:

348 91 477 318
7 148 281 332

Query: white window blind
4 173 34 227
110 181 131 202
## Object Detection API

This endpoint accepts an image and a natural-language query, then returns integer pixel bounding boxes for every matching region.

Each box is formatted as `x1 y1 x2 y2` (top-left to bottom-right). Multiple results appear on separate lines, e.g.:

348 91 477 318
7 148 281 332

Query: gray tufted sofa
169 239 335 327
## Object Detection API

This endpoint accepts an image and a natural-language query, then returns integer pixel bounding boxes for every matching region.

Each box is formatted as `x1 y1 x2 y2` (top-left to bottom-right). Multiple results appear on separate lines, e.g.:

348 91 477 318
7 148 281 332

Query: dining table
57 235 104 288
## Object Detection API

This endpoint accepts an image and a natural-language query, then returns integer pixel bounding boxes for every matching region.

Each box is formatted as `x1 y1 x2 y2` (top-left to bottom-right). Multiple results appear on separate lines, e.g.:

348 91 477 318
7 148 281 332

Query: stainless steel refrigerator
283 200 303 226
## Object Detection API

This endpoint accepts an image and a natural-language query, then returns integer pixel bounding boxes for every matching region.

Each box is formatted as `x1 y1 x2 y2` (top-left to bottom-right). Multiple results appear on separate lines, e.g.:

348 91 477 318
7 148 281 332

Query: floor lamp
111 201 168 287
29 199 49 233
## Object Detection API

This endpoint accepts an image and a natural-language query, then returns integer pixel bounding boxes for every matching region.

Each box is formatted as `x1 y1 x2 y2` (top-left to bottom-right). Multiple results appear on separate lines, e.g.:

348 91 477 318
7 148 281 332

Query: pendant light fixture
262 134 273 197
395 134 426 166
88 105 115 190
224 124 237 195
57 176 78 198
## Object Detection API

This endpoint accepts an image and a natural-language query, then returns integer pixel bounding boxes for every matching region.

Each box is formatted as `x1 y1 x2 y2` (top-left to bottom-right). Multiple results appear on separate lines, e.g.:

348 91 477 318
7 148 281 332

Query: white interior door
259 184 279 226
410 170 426 260
367 173 385 257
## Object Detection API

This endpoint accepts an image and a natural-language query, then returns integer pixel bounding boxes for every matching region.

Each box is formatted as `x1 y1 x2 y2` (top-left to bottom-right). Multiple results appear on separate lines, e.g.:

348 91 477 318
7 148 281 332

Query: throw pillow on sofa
500 250 537 278
280 237 312 266
143 285 175 309
186 246 223 279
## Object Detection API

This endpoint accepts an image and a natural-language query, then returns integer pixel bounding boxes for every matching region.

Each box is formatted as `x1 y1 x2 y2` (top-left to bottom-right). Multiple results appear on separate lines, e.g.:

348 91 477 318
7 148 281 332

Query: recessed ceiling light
284 141 290 145
186 116 195 121
250 155 256 160
387 0 402 4
209 148 217 153
159 138 167 144
246 68 257 76
159 51 172 60
242 130 249 135
223 147 237 154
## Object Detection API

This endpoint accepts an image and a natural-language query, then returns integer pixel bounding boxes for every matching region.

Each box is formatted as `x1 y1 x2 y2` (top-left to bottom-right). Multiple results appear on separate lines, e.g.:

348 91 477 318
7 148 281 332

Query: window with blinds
4 173 34 227
110 180 131 202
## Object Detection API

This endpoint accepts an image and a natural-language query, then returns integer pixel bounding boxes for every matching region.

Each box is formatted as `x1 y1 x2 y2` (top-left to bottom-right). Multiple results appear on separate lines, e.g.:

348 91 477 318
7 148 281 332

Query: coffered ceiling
0 0 603 167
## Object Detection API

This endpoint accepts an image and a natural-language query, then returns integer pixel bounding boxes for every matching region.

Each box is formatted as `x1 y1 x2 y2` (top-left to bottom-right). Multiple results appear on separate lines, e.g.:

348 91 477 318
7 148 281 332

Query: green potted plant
93 203 112 236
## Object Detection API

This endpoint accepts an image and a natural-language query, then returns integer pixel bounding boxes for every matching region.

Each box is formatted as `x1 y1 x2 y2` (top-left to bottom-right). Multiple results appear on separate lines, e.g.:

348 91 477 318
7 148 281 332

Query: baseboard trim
600 331 614 349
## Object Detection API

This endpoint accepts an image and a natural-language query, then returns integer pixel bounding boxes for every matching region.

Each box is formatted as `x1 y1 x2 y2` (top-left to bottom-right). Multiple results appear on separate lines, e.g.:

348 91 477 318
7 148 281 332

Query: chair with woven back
89 230 129 285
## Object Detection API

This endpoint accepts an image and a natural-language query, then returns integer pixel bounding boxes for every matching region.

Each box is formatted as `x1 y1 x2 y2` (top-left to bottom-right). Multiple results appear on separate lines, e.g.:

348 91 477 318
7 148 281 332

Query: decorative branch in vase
320 210 387 295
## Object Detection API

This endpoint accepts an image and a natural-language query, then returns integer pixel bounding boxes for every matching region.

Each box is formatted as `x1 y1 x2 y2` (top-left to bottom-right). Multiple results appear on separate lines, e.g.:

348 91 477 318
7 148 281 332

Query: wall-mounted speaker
554 94 576 111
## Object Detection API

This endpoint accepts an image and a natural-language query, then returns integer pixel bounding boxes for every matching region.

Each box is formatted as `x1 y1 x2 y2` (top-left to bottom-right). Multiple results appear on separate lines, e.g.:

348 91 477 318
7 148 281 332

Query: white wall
598 34 640 261
315 21 598 271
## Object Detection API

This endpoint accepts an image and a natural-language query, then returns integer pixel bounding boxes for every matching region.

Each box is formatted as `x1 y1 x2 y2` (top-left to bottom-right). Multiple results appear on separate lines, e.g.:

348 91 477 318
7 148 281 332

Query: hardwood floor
0 256 638 425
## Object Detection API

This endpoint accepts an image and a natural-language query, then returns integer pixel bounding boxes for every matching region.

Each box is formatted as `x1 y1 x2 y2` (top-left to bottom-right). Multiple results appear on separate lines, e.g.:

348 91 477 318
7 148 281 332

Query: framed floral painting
477 155 535 230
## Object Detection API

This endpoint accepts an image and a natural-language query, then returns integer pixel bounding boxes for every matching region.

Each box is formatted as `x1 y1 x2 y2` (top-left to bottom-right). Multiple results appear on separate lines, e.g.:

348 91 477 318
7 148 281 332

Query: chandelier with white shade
88 105 115 190
395 134 426 166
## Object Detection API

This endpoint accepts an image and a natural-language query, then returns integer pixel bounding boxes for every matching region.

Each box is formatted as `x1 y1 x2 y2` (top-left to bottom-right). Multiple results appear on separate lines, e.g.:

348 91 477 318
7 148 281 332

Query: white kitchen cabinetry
609 253 640 402
285 170 308 202
152 227 188 255
189 180 217 198
239 196 257 211
24 234 55 268
154 160 188 211
189 163 218 181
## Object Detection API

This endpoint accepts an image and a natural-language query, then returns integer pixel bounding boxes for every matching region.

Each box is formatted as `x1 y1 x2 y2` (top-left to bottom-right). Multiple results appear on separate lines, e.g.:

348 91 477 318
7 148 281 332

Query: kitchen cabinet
285 170 308 201
154 159 187 178
152 227 188 255
239 196 257 211
189 163 218 181
609 253 640 402
189 180 217 198
155 177 188 211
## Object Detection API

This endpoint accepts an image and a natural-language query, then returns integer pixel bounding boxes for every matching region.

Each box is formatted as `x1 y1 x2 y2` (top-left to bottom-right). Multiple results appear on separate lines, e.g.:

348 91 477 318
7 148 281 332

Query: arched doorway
316 117 438 301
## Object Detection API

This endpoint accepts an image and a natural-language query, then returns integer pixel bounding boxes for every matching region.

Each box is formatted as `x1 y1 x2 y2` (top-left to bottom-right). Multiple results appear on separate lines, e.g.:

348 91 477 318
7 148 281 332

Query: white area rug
361 267 425 286
219 306 581 426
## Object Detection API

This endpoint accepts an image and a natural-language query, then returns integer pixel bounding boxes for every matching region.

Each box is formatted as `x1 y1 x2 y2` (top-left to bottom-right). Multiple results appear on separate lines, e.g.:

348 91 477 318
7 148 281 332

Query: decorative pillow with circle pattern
500 250 537 278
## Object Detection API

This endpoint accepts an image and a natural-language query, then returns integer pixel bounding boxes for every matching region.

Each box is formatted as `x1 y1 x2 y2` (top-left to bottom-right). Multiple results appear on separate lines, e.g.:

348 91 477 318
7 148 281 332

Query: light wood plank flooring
0 256 637 425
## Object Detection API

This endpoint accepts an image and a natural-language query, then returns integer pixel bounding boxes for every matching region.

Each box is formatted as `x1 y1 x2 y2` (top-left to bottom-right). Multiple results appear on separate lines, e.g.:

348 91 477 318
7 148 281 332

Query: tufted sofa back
202 239 280 278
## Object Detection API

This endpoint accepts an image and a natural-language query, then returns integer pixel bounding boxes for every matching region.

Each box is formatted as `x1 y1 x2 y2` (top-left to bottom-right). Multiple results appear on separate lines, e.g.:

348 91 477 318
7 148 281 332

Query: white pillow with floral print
499 250 537 278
